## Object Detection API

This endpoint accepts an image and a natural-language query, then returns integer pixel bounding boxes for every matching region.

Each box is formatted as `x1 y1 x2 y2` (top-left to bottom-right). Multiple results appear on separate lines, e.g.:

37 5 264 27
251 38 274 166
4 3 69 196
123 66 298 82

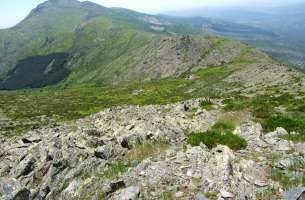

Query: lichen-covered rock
114 186 140 200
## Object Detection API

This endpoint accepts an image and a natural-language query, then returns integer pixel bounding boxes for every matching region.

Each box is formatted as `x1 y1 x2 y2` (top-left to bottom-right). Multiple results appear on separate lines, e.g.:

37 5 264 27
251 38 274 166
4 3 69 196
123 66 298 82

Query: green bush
262 115 305 133
187 119 247 150
187 130 247 150
282 134 305 142
212 119 236 132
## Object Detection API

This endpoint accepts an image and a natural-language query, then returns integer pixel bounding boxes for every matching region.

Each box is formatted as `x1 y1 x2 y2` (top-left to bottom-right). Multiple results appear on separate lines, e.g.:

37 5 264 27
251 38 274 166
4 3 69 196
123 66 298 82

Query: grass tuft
126 141 168 161
101 161 132 179
200 98 214 110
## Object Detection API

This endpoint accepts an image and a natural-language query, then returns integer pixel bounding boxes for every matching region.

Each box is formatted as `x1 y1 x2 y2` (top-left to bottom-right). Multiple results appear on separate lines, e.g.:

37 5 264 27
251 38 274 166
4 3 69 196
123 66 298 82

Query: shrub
187 120 247 150
262 115 305 133
212 119 236 132
282 134 305 142
187 130 247 150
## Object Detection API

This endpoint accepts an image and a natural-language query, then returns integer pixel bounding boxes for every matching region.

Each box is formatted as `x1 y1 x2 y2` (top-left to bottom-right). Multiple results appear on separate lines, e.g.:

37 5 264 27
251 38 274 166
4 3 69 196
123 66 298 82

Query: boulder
21 136 42 144
108 180 126 195
284 187 305 200
0 178 31 200
220 190 234 198
208 145 235 180
11 155 36 178
175 191 184 198
295 143 305 155
94 145 113 160
117 186 140 200
241 160 268 187
276 140 292 151
276 127 288 137
195 193 208 200
120 134 144 149
277 158 293 169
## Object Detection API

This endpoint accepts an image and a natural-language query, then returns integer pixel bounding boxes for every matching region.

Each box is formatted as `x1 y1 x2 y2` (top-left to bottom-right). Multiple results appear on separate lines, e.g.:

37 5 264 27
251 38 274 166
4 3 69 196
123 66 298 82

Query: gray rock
109 180 126 194
0 145 6 158
175 191 184 198
117 186 140 200
284 187 305 200
276 140 292 151
94 145 113 160
220 190 234 198
208 145 235 180
120 134 144 149
11 155 36 178
126 124 135 131
295 143 305 155
195 109 204 116
195 193 208 200
21 136 42 144
3 99 302 199
264 131 277 138
0 178 31 200
277 158 293 169
12 188 31 200
276 127 288 137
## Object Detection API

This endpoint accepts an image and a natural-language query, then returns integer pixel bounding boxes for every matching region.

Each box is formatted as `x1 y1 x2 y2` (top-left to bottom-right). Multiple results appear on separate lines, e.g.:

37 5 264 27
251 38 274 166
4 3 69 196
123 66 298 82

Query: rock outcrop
0 99 304 199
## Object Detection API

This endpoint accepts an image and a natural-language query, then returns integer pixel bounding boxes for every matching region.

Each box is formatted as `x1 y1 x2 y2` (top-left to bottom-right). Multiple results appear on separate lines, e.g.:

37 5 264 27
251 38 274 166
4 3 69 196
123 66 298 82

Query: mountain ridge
0 1 305 198
0 0 280 90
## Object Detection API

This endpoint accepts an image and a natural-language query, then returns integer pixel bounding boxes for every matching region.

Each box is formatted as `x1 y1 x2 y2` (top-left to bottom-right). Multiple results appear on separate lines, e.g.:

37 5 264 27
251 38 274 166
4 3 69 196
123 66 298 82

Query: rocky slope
1 99 304 199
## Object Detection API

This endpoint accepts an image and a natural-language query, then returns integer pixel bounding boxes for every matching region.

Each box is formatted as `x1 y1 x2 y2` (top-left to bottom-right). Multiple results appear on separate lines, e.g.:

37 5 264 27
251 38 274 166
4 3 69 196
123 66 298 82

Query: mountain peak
48 0 81 6
24 0 82 20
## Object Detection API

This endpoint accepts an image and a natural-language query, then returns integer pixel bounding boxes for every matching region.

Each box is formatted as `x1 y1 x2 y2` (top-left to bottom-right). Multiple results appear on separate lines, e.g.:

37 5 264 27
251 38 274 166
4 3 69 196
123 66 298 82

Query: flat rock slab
284 187 305 200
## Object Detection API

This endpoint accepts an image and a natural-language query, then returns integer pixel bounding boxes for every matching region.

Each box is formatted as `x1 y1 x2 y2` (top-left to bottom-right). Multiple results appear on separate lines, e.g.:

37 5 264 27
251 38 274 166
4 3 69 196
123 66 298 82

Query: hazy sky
0 0 302 29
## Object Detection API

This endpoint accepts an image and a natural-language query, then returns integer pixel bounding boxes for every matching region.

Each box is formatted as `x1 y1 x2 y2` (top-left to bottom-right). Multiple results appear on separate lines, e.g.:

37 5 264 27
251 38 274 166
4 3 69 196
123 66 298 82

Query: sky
0 0 303 29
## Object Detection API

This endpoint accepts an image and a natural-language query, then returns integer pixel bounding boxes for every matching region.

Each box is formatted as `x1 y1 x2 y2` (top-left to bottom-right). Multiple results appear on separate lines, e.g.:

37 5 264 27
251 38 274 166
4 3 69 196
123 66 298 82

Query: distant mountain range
166 3 305 69
0 0 279 90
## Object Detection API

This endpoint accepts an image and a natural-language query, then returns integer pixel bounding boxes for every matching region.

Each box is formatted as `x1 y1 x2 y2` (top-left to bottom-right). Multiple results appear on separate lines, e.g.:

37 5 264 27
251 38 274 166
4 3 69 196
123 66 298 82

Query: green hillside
0 0 278 90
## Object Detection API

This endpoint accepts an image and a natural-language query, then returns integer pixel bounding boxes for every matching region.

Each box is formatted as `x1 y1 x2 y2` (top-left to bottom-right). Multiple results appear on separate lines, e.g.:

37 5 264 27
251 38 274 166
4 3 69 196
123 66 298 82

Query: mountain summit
49 0 80 4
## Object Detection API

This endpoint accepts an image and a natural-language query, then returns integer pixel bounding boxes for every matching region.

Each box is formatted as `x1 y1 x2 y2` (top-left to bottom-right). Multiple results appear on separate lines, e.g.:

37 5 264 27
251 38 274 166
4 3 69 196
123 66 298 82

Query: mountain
165 3 305 70
0 0 277 90
1 1 305 199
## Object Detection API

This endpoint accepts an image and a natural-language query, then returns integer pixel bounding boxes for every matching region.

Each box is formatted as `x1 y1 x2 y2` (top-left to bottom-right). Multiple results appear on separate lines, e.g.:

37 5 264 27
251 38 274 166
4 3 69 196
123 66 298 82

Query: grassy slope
0 3 88 77
60 16 157 86
0 0 280 88
0 44 297 138
0 1 304 141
